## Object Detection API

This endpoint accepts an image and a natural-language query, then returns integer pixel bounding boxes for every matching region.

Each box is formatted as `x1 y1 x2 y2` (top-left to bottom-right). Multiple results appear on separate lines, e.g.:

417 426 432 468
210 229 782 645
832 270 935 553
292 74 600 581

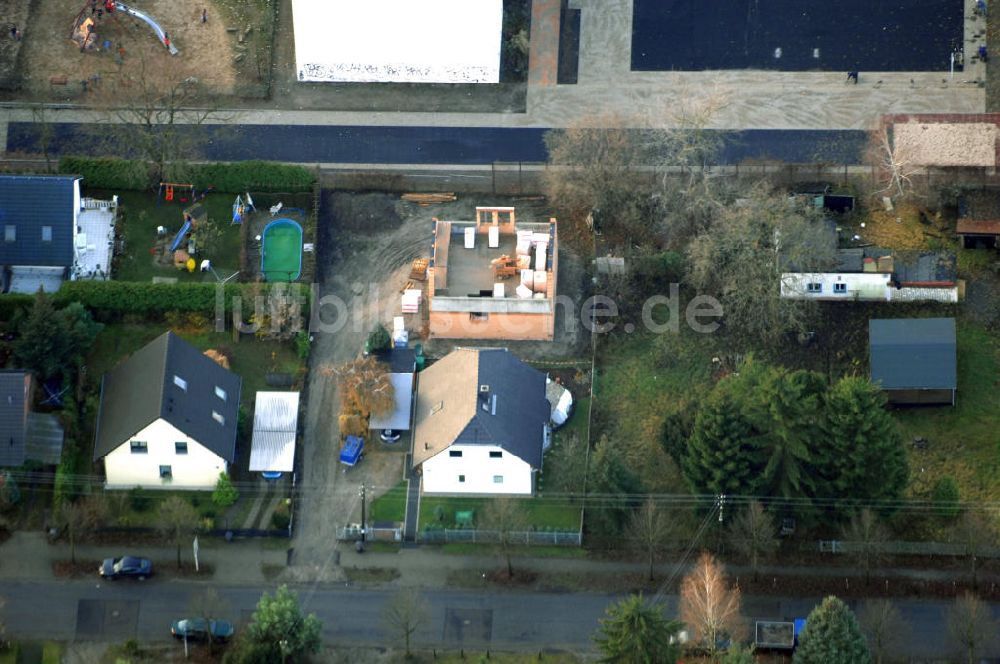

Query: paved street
3 122 869 165
2 577 999 658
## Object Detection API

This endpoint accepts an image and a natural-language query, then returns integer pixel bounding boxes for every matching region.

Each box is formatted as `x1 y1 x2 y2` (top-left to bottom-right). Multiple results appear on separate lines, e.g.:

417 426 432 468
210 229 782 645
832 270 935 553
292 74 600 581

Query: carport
249 392 300 474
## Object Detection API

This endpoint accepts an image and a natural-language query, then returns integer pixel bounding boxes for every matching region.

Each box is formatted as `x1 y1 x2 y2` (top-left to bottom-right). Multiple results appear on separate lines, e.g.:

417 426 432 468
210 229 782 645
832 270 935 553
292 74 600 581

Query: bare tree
94 50 234 182
481 497 531 578
859 599 909 664
686 184 836 345
626 498 673 581
156 496 200 569
57 494 108 564
188 587 230 653
951 510 998 590
679 552 746 657
727 500 778 582
842 509 890 586
866 123 920 201
947 592 1000 664
381 588 429 658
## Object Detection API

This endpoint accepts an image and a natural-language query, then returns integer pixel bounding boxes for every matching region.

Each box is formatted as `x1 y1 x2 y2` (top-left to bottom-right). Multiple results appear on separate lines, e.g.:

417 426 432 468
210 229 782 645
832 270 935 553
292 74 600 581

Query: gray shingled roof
412 348 549 468
0 176 78 268
94 332 242 461
870 318 957 390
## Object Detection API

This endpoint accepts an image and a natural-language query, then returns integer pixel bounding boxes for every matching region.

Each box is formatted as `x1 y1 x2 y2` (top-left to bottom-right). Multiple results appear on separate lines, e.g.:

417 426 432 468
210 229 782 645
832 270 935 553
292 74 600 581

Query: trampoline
261 218 304 282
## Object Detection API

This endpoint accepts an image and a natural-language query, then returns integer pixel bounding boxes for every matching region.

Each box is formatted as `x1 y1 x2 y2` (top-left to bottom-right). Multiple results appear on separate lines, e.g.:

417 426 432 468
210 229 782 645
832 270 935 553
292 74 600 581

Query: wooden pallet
409 258 428 281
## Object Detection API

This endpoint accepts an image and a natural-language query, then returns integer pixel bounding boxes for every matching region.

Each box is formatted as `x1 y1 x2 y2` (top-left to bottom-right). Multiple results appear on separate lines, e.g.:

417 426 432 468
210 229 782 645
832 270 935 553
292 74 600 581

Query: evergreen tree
822 377 907 512
683 391 765 496
794 596 872 664
587 435 643 535
593 594 683 664
13 290 70 380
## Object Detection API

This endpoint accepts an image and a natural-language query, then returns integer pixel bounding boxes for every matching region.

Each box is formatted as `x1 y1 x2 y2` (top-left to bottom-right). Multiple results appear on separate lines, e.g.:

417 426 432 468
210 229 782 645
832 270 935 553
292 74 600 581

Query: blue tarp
340 435 364 466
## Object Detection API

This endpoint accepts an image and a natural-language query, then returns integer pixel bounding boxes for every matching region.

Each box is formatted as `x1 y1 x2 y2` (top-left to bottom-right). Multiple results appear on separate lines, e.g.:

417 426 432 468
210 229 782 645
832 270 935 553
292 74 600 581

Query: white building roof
292 0 503 83
369 372 414 431
249 392 300 472
780 272 892 301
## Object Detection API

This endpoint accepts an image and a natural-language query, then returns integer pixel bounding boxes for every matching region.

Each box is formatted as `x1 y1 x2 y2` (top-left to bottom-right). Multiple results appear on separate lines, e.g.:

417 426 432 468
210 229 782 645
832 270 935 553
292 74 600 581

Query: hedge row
58 157 316 193
58 157 151 191
0 282 310 320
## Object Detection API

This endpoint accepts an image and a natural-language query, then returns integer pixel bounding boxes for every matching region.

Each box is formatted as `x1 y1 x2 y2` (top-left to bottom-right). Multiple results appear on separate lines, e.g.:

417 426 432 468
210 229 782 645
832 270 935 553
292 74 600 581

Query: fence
337 525 403 542
814 539 1000 558
417 528 582 546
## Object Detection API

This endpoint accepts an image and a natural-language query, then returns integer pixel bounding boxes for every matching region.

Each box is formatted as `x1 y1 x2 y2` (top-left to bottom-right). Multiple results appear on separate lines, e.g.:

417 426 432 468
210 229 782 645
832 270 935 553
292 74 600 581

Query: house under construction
426 207 557 341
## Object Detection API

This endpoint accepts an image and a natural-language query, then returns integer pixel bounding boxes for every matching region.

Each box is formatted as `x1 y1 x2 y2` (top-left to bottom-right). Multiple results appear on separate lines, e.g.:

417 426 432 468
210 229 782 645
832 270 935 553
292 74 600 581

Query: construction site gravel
286 191 587 581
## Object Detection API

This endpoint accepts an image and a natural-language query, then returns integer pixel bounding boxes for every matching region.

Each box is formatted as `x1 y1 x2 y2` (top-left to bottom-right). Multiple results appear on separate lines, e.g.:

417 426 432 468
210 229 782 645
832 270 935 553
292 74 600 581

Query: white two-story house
411 347 550 496
93 332 242 490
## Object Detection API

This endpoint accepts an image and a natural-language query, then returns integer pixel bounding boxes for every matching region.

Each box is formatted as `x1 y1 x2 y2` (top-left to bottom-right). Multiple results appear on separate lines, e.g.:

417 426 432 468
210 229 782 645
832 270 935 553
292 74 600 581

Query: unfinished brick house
426 207 557 341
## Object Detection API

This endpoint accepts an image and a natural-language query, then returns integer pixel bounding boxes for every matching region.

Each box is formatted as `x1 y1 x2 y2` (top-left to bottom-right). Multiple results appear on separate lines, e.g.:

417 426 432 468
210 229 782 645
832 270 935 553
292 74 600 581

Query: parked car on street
171 618 235 642
99 556 153 580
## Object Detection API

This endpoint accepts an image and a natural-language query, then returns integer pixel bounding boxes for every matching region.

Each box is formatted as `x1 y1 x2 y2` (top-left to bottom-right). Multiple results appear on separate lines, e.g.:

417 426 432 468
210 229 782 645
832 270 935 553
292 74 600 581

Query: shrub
294 330 311 361
213 472 240 508
271 501 291 530
129 486 152 512
366 323 391 354
931 476 961 519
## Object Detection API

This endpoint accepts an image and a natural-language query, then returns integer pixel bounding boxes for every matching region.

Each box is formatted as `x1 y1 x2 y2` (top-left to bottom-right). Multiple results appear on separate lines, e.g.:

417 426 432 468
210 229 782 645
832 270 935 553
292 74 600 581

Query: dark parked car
99 556 152 580
171 618 235 641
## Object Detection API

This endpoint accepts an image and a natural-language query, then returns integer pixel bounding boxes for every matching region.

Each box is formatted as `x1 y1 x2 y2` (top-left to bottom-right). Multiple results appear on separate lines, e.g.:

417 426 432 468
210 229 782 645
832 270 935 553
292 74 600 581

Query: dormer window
173 375 188 391
212 411 225 425
806 282 822 293
833 283 847 294
214 386 227 401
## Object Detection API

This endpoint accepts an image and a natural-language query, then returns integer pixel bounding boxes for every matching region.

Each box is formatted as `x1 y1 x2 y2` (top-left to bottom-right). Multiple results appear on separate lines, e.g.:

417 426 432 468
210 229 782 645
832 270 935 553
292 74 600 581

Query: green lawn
91 189 242 282
102 488 217 528
894 319 1000 502
419 495 580 531
369 480 408 524
87 323 304 412
593 328 717 491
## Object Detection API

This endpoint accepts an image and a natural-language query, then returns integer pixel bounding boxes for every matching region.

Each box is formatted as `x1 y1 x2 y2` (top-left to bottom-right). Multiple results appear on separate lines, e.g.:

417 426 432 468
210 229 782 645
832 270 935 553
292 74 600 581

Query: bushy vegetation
60 157 315 193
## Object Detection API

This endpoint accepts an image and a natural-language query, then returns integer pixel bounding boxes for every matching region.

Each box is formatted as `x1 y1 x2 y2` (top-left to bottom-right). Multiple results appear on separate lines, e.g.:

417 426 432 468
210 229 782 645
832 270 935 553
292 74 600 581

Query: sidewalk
0 531 287 585
2 529 995 591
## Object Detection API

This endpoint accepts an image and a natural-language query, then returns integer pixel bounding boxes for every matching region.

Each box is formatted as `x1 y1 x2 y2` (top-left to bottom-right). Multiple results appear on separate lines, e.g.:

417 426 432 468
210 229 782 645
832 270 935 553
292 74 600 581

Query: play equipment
261 218 304 282
232 193 255 224
169 219 192 252
158 182 194 204
71 1 179 55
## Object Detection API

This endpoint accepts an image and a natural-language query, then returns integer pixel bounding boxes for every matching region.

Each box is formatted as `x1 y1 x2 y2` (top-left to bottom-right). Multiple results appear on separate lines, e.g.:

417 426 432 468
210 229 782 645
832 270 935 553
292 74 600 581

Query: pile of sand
893 122 998 168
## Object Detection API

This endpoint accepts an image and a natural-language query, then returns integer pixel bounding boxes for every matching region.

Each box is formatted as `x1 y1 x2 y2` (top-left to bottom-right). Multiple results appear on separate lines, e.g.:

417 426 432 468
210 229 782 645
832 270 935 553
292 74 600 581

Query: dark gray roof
870 318 957 390
451 349 549 468
894 251 957 285
0 371 31 467
94 332 242 461
0 176 78 268
380 347 415 374
25 412 64 465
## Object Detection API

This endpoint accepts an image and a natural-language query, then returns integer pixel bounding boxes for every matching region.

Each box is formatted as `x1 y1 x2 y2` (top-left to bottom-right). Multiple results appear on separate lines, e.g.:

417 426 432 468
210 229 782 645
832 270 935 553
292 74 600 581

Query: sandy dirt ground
17 0 236 95
286 193 586 581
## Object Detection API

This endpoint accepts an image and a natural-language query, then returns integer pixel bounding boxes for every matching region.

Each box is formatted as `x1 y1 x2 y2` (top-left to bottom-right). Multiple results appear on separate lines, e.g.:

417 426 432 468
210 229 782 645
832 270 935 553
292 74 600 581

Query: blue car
99 556 153 580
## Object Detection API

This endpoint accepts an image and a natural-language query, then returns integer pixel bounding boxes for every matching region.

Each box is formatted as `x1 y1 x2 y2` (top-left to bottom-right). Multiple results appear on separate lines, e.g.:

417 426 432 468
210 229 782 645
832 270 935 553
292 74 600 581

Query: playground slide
170 220 192 252
115 2 179 55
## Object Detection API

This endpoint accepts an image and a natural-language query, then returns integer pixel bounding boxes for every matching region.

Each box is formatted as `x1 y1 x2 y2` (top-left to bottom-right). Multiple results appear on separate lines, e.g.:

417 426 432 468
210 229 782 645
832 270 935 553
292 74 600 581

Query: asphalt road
4 122 869 165
3 578 999 657
632 0 964 72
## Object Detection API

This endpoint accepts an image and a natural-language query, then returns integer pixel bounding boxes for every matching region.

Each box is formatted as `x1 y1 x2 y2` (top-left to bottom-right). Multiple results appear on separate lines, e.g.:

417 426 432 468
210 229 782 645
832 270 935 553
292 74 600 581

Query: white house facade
94 332 241 491
104 418 229 490
411 348 550 497
421 443 534 495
